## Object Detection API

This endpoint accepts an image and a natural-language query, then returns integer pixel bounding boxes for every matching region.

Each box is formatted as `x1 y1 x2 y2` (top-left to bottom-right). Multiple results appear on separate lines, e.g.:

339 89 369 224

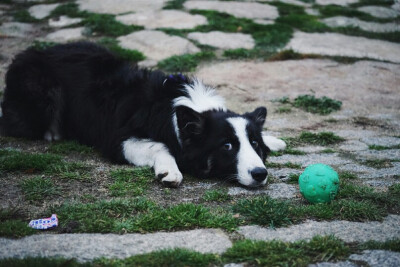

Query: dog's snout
251 167 268 182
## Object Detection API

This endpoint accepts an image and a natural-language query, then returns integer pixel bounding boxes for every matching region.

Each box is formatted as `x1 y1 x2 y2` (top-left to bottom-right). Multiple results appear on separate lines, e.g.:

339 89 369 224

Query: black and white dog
0 42 285 187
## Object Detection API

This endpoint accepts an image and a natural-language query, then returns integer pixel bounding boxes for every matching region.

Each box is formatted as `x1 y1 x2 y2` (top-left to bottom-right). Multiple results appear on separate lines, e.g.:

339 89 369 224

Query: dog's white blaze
227 117 267 186
122 138 183 185
173 79 226 144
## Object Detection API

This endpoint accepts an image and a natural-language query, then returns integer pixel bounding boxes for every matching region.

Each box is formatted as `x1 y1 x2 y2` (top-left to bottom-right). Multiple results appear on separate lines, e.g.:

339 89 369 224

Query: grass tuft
163 0 187 10
360 239 400 252
277 14 329 32
97 38 145 62
298 132 345 146
203 189 231 202
0 220 36 238
363 159 393 169
158 51 215 72
19 177 59 201
48 141 94 155
109 168 154 197
294 95 342 115
13 10 39 23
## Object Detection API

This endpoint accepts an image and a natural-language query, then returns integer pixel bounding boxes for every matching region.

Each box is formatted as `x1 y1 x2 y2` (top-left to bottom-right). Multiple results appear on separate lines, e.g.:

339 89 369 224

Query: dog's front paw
158 170 183 187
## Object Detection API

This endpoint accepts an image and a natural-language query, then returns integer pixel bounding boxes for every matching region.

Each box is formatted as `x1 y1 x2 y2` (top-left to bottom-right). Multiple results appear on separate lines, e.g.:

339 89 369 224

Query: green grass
296 132 345 146
360 239 400 252
363 159 393 169
369 144 400 150
288 173 300 184
48 141 94 155
223 235 350 267
163 0 187 10
0 220 36 238
294 95 342 115
277 14 329 32
19 177 59 201
321 148 336 153
96 248 219 267
50 3 87 18
339 171 358 180
97 38 145 62
276 106 292 114
203 189 231 202
332 26 400 43
265 162 302 169
109 168 154 197
52 199 238 233
30 41 56 51
269 148 306 157
13 10 39 23
157 51 215 72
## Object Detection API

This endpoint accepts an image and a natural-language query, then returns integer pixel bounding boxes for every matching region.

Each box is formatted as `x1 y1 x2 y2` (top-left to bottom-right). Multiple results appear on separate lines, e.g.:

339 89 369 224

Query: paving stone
332 130 379 140
393 1 400 12
357 6 399 19
305 8 321 16
349 250 400 267
187 31 255 49
253 19 275 25
269 153 352 168
322 16 400 33
224 264 244 267
315 0 358 5
228 183 298 199
363 179 398 187
309 261 358 267
28 3 59 19
285 32 400 64
45 27 85 42
116 10 207 30
269 168 302 181
117 30 200 61
297 146 328 153
48 16 82 28
259 0 310 7
338 140 369 151
0 229 232 262
0 22 33 38
184 1 279 20
77 0 166 15
195 60 400 116
238 214 400 243
339 162 400 179
360 136 400 147
357 149 400 160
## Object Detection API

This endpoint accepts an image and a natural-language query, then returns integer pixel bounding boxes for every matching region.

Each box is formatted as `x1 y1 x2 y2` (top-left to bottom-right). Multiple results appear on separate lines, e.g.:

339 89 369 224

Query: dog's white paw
262 135 287 151
44 130 61 142
155 163 183 187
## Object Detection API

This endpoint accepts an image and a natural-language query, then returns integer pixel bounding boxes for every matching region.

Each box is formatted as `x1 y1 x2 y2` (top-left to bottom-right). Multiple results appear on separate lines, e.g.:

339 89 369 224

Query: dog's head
176 105 270 187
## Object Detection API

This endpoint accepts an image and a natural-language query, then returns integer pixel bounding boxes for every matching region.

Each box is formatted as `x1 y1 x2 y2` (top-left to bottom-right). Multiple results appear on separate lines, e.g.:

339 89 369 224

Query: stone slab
28 3 59 19
268 153 352 168
187 31 255 49
228 183 298 199
116 10 207 30
349 250 400 267
322 16 400 33
356 149 400 160
339 162 400 179
338 140 369 151
238 215 400 243
77 0 166 15
48 16 82 28
357 6 399 19
45 27 85 42
0 229 232 262
285 32 400 64
195 60 400 116
117 30 200 61
316 0 358 5
360 136 400 147
184 1 279 20
0 22 33 38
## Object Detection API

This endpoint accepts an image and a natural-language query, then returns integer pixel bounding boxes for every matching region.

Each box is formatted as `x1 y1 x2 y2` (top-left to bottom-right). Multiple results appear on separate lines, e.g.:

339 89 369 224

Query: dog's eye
251 140 259 148
223 143 233 151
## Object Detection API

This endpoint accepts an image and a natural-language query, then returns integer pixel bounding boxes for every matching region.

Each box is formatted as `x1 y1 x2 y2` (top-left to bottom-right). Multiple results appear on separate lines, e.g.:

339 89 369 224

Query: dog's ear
175 106 204 137
245 107 267 129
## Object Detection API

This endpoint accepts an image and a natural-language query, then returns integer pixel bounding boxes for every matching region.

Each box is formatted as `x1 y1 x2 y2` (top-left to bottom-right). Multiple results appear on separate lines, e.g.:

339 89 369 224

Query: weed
272 96 290 104
0 220 36 238
223 235 350 266
288 173 300 184
97 37 145 62
163 0 187 10
13 10 38 23
298 132 345 146
48 141 94 155
360 239 400 252
277 14 329 32
276 106 292 113
294 95 342 115
19 177 59 201
30 41 56 51
203 189 231 202
109 168 153 197
389 184 400 196
233 197 292 227
97 248 219 266
369 144 400 150
132 203 238 232
157 51 215 72
269 148 306 157
363 159 393 169
339 171 357 180
0 257 89 267
321 148 336 153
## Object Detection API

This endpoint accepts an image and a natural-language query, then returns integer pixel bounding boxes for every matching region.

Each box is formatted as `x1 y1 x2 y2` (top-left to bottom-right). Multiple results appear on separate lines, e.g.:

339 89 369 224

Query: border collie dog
0 42 285 187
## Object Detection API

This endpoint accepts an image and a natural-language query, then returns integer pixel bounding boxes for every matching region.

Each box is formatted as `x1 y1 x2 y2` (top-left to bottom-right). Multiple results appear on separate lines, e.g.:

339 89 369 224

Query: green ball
299 164 339 203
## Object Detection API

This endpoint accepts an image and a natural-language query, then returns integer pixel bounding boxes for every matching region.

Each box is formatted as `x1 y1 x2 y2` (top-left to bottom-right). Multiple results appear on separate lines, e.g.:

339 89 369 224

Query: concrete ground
0 0 399 266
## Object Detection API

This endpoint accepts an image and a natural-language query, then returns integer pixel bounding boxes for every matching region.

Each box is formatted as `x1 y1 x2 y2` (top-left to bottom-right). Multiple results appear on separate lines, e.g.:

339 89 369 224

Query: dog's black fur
0 42 271 186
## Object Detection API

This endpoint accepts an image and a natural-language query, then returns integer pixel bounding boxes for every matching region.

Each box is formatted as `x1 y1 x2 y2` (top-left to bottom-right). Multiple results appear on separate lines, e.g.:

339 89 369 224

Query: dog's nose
251 167 268 182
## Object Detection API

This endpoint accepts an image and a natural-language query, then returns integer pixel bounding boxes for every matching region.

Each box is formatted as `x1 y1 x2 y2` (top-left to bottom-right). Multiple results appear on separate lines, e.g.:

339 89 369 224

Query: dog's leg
122 138 183 187
262 135 287 151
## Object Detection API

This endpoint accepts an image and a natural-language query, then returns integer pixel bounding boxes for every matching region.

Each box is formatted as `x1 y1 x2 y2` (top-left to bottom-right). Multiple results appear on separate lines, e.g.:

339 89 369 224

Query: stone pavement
0 0 399 266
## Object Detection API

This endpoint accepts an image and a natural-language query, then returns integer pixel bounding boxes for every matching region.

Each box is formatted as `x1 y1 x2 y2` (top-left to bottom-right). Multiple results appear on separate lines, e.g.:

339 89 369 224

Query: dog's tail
262 135 287 151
